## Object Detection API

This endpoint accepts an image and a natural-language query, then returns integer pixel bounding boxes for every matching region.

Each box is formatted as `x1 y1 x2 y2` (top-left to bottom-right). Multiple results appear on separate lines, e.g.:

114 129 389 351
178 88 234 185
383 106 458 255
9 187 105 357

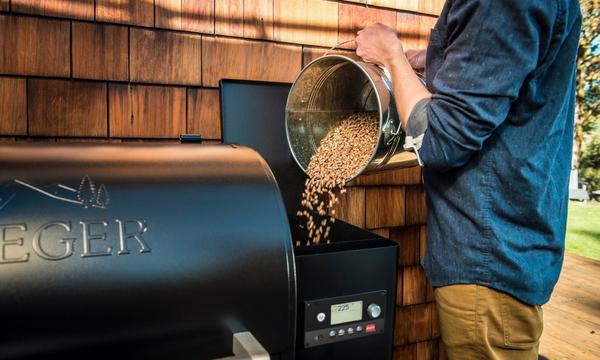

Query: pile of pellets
297 112 379 246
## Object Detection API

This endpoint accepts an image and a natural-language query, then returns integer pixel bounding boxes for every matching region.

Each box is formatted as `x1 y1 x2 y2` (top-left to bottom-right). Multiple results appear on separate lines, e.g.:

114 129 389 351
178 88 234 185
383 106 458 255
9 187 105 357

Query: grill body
0 144 296 360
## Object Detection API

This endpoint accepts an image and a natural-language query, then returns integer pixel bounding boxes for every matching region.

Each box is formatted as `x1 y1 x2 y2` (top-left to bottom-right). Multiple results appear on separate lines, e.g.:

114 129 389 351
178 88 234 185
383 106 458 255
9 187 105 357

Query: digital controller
303 290 387 348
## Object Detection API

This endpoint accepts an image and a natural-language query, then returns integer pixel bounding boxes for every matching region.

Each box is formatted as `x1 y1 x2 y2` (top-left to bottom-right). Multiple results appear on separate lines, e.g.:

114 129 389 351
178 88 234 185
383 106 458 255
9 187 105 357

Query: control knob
317 312 326 322
367 303 381 319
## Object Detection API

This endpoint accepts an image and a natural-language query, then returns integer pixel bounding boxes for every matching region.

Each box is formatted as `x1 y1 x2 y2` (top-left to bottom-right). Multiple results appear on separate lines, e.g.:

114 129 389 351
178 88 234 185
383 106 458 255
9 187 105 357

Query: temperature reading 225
334 304 350 311
330 300 363 325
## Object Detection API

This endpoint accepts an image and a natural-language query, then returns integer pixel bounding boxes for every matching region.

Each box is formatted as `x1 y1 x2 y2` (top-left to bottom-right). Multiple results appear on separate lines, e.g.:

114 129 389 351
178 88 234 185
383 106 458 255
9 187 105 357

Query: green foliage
581 132 600 169
576 0 600 190
576 0 599 134
580 131 600 191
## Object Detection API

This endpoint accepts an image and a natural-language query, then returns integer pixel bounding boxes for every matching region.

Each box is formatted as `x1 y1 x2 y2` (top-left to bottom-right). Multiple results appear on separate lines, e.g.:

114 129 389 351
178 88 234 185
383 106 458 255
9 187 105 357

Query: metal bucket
285 55 419 181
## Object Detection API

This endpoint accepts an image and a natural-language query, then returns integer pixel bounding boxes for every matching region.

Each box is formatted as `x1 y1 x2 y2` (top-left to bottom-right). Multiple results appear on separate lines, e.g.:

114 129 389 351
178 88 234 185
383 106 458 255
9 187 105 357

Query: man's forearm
388 54 431 129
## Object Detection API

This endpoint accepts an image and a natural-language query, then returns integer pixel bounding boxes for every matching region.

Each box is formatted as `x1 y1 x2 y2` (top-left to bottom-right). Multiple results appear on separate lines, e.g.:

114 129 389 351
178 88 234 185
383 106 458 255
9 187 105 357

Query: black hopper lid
220 79 306 217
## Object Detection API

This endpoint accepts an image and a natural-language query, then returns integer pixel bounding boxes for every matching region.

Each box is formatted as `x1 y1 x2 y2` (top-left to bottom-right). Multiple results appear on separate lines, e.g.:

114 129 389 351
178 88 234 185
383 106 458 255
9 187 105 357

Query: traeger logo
0 176 151 264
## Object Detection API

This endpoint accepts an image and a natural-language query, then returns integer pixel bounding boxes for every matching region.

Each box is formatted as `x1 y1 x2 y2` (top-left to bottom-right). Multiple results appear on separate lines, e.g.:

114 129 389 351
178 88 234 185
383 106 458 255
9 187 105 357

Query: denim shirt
406 0 582 305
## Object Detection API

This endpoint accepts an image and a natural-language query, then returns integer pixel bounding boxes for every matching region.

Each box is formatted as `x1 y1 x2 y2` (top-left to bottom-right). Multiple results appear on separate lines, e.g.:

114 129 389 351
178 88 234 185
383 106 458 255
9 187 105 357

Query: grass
565 201 600 261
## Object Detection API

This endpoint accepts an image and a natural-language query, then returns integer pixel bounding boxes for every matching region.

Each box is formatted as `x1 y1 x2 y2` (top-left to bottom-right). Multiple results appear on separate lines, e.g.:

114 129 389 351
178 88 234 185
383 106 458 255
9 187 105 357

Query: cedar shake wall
0 1 443 358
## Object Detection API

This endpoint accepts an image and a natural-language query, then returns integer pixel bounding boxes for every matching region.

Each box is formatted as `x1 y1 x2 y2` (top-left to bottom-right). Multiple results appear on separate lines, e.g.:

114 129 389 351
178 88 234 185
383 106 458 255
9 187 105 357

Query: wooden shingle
431 300 440 338
370 227 391 239
155 0 182 30
395 303 433 346
0 15 70 77
96 0 154 26
366 186 405 229
391 226 421 266
0 77 27 136
406 185 427 225
12 0 94 19
338 2 397 49
130 28 202 85
187 88 222 140
182 0 214 33
333 186 366 228
244 0 274 40
418 0 445 16
109 84 186 139
202 36 301 87
402 265 428 305
72 22 129 81
416 340 435 360
396 268 404 306
354 166 422 186
393 343 417 359
396 11 426 50
28 79 107 137
215 0 243 36
274 0 338 47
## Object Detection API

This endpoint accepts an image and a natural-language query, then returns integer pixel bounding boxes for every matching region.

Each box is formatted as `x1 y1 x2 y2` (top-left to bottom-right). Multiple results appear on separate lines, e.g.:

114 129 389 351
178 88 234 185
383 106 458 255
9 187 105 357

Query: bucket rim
285 54 385 183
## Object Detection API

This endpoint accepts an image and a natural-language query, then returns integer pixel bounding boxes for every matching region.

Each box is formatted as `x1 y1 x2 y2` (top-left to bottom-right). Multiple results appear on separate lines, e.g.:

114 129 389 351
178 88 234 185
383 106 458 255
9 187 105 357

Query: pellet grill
0 80 398 360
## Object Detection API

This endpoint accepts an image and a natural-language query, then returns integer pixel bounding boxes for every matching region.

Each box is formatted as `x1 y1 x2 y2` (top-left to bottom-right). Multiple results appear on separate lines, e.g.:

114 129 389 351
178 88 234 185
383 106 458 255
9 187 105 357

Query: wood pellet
296 112 379 246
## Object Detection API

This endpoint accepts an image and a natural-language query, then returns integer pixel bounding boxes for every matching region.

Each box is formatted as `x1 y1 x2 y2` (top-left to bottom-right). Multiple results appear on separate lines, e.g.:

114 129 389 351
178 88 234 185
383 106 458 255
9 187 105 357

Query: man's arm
405 49 427 72
356 0 555 172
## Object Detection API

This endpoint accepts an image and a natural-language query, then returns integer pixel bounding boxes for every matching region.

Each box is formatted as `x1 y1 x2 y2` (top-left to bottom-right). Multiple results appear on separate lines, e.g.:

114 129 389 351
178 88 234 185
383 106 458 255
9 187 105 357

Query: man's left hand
355 23 404 69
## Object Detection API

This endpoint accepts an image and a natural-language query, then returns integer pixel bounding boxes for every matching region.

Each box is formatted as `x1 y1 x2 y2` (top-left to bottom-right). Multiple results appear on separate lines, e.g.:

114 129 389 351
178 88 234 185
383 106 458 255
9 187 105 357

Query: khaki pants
435 284 543 360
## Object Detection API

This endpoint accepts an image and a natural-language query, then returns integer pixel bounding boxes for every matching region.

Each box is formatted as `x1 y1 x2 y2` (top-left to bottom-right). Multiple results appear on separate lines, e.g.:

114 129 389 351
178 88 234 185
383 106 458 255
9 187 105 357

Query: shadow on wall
11 0 94 18
9 0 430 46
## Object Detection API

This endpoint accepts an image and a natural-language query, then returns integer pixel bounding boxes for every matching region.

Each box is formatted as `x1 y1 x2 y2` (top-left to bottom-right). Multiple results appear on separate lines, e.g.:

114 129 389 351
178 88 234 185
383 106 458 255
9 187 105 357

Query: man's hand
355 23 431 130
355 23 404 69
405 49 427 71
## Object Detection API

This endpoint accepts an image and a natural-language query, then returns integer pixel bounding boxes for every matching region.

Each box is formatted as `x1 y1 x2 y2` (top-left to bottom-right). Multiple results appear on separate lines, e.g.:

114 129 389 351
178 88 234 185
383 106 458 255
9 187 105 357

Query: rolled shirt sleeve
405 0 554 172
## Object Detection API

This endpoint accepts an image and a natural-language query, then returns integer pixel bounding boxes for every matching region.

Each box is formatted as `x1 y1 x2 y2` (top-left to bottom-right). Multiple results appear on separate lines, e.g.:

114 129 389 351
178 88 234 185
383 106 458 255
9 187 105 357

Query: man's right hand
405 49 426 71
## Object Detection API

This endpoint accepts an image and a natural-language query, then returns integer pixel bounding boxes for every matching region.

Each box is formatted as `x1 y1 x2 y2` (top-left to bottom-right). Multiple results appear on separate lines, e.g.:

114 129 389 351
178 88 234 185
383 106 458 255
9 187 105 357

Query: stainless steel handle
323 39 355 57
214 332 270 360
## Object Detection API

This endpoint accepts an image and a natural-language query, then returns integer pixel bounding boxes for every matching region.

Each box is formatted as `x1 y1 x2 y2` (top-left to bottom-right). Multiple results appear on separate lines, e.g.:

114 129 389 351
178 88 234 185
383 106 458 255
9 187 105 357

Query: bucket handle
323 39 394 81
323 39 355 57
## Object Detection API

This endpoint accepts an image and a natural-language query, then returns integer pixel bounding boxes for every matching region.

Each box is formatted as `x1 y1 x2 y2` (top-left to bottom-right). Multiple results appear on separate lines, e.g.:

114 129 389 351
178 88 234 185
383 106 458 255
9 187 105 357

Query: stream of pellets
297 112 379 246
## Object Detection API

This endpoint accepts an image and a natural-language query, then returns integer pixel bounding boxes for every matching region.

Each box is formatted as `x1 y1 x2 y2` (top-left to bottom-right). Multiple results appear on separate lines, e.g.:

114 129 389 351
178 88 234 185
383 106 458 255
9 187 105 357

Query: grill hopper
0 144 295 359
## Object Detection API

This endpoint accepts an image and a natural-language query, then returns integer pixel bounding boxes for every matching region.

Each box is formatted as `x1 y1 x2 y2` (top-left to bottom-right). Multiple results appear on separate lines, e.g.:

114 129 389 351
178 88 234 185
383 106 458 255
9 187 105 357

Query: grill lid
0 143 296 359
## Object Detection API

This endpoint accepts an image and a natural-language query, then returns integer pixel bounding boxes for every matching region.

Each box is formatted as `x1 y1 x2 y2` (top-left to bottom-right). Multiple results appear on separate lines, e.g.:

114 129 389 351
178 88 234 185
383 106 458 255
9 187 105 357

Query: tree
77 175 96 208
575 0 600 192
94 184 110 208
581 133 600 193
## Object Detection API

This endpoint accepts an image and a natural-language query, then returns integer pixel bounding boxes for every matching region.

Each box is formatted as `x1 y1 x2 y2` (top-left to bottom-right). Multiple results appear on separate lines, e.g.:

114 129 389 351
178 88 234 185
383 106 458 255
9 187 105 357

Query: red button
366 323 376 333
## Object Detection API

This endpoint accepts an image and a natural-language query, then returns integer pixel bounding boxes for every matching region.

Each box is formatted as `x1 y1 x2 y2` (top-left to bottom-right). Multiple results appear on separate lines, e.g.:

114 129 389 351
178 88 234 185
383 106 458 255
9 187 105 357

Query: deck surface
539 253 600 359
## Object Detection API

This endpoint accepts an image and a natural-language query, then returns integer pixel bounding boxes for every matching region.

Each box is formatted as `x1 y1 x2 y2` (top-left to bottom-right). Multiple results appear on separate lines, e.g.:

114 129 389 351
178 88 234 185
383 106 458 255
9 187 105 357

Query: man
354 0 582 359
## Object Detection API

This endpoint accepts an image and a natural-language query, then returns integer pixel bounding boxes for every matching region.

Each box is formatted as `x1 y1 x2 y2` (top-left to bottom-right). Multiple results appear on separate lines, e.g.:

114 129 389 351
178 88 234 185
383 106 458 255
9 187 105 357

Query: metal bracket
214 332 270 360
403 135 424 167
